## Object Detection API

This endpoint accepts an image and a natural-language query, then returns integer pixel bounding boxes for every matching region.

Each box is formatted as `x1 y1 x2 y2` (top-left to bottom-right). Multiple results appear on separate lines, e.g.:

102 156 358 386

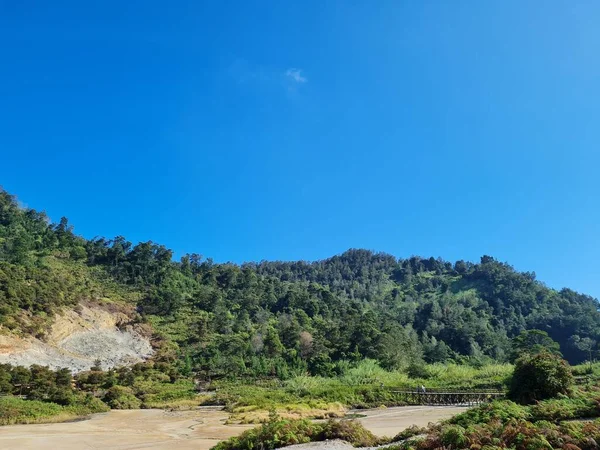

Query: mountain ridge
1 187 599 377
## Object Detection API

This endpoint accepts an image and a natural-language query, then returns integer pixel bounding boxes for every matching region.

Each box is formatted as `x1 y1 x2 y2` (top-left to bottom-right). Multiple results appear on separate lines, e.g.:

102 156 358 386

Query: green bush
407 363 431 379
137 379 197 406
76 394 110 413
529 397 599 422
449 401 529 427
322 419 382 447
439 424 467 447
212 418 321 450
103 386 142 409
509 352 573 404
0 397 63 425
212 417 384 450
0 395 108 425
392 425 427 441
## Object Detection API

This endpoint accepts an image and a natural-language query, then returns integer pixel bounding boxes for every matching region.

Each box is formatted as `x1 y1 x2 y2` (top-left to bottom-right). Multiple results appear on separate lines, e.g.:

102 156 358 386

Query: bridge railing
384 387 506 406
386 387 505 394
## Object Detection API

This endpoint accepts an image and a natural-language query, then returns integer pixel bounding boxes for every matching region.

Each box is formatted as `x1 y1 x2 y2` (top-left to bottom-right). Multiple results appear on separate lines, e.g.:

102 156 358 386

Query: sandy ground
350 405 467 437
0 406 467 450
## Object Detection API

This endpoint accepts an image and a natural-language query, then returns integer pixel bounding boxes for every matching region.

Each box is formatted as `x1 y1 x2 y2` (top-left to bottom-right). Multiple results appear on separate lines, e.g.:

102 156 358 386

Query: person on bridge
421 385 426 393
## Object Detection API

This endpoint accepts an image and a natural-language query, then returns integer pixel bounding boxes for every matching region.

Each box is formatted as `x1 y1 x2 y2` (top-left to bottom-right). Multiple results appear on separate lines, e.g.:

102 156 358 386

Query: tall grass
134 378 198 407
572 361 600 377
213 360 513 422
408 363 512 388
0 396 108 426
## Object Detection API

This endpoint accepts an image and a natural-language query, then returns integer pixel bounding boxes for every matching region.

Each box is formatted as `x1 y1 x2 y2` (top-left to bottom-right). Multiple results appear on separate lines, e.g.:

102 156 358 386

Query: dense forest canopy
1 188 599 378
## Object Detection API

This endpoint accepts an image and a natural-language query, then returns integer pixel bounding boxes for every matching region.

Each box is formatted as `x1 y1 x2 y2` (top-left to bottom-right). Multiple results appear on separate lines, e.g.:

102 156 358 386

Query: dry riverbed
0 406 467 450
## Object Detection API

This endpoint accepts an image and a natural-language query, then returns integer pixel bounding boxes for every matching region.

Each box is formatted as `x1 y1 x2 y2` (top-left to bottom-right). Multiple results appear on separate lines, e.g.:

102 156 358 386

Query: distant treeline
1 188 599 379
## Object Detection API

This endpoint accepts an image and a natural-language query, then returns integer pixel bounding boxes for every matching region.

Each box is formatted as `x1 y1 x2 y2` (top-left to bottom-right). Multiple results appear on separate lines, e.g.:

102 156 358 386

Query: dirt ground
0 406 467 450
350 405 467 437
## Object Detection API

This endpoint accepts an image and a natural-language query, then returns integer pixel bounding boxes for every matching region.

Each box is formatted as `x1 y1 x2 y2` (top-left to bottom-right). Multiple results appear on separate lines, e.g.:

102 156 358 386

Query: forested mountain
1 188 599 379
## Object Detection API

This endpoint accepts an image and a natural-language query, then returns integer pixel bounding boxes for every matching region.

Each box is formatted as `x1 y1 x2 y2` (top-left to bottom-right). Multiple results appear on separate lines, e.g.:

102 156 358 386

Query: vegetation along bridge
388 388 506 406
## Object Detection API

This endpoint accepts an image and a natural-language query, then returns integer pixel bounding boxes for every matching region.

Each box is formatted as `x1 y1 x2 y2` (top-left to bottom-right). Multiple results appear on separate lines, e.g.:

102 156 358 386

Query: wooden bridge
388 388 506 406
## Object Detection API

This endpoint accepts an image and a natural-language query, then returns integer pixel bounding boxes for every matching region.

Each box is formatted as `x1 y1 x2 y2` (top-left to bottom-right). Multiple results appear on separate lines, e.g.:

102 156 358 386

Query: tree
103 386 141 409
263 326 285 357
510 329 561 362
0 366 12 394
299 331 314 359
508 352 573 404
28 365 58 400
569 335 597 363
54 216 75 247
10 366 31 395
377 326 422 369
55 367 72 388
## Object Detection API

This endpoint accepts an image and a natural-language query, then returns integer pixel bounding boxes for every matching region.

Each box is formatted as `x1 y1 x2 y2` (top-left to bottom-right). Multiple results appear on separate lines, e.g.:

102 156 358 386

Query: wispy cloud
285 68 307 84
228 59 308 95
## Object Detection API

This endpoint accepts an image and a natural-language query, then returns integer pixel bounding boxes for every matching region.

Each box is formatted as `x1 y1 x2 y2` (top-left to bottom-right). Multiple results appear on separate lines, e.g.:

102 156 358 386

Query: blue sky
1 1 599 298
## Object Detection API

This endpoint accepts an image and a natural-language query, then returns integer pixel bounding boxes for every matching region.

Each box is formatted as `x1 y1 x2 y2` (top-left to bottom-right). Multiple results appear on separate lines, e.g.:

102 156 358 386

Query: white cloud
285 68 307 84
228 60 307 96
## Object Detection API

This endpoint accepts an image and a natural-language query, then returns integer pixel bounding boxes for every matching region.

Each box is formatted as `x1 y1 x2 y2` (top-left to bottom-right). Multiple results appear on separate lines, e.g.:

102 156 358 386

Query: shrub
530 397 599 422
212 418 322 450
509 352 573 404
0 396 108 425
322 419 382 447
449 400 529 427
47 388 78 406
212 417 383 450
78 393 110 413
439 425 468 447
103 386 142 409
393 425 427 441
407 363 431 380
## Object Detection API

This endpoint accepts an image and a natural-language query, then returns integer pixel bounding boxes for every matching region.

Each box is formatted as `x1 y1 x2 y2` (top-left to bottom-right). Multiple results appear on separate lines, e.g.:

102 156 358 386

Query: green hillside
1 187 599 380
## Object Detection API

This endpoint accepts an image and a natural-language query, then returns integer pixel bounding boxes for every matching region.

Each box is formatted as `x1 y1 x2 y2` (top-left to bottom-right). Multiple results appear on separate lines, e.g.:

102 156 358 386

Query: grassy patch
0 396 108 426
228 402 346 424
134 378 199 408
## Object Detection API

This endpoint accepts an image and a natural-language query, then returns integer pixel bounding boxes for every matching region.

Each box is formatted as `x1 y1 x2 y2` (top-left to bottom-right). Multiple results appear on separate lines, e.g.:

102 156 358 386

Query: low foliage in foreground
450 389 600 426
390 419 600 450
390 387 600 450
212 417 383 450
214 393 600 450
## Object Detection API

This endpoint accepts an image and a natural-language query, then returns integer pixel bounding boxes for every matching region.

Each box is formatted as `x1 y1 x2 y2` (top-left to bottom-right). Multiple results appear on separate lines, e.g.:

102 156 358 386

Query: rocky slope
0 303 153 372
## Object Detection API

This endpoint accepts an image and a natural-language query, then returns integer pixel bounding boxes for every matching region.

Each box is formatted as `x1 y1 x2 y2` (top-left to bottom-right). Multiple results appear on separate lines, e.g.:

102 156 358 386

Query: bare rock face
0 304 153 372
